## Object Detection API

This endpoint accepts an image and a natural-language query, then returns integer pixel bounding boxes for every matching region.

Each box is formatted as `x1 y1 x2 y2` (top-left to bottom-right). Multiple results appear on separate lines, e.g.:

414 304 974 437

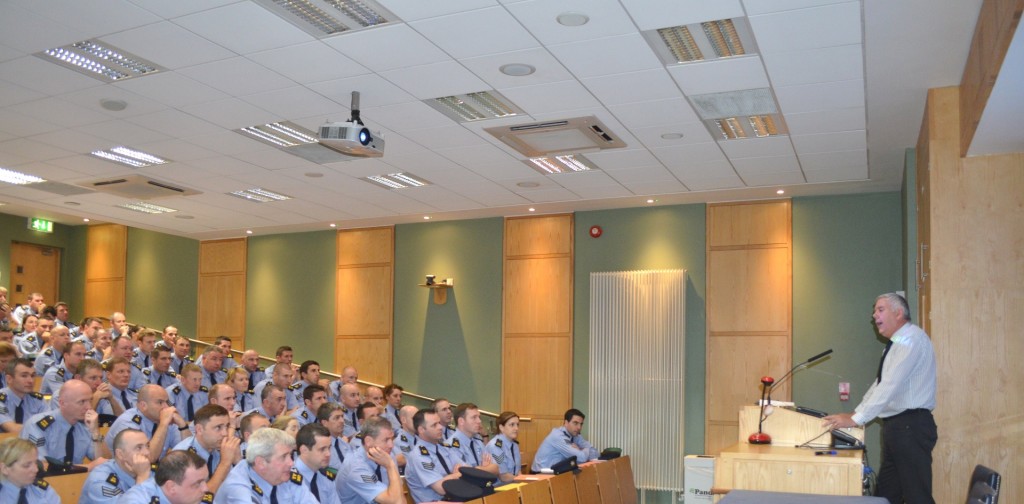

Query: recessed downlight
423 216 431 220
245 230 253 235
83 218 90 222
776 189 785 195
528 207 536 212
647 199 657 204
100 98 128 111
500 63 536 76
557 12 590 26
329 223 337 228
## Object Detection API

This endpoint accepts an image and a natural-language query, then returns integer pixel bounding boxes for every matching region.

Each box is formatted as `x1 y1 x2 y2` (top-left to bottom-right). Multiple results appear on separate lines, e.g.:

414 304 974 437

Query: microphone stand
747 349 833 445
766 349 833 405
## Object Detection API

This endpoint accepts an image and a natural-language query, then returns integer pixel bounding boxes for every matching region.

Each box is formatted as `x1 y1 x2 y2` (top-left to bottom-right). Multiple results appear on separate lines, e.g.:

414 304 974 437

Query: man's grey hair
245 426 295 465
876 292 911 322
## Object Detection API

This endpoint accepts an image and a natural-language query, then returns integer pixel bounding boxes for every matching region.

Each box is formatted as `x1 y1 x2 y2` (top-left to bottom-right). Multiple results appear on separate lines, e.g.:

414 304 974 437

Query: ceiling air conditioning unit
484 116 627 157
83 174 200 200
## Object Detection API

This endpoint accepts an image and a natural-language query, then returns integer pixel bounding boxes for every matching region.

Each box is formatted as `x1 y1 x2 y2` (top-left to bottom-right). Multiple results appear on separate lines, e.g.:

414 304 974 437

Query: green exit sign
28 217 53 233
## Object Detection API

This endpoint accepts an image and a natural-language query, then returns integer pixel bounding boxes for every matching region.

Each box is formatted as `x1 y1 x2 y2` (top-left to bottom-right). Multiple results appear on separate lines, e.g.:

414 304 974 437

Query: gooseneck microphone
767 349 834 404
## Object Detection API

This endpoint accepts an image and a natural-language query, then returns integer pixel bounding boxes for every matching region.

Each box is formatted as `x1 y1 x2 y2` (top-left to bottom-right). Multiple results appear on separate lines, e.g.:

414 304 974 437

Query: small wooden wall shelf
419 283 453 304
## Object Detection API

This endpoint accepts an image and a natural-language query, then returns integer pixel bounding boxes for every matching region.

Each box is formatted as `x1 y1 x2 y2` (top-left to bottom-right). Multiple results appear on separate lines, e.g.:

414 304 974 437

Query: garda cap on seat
442 466 497 501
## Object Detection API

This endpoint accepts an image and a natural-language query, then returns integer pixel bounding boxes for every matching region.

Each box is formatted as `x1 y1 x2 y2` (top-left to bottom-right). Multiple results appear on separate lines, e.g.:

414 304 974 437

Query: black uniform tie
156 374 163 387
14 400 24 424
207 452 214 475
187 395 195 422
121 390 131 409
375 464 383 482
877 341 893 383
470 439 480 465
310 472 320 500
270 486 279 504
435 447 451 475
64 427 75 464
209 372 217 385
334 439 345 463
18 487 28 504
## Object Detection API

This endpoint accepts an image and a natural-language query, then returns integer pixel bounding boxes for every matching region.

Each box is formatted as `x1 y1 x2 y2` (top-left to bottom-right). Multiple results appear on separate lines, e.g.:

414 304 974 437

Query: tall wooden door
9 241 61 305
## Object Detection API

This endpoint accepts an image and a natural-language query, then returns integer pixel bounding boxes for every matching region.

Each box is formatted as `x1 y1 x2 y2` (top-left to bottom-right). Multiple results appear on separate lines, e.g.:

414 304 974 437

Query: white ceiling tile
683 175 745 191
620 0 745 30
783 106 865 134
178 57 295 96
743 0 855 16
667 159 739 181
15 0 160 37
29 129 111 154
797 149 866 171
775 79 865 114
186 156 267 178
0 80 45 107
172 2 314 55
436 144 537 180
182 131 277 157
719 136 795 159
239 86 344 120
401 186 481 211
0 109 62 137
113 72 229 108
126 0 240 19
608 97 701 130
586 148 663 170
630 122 716 148
731 154 802 174
324 24 450 73
400 126 489 150
99 21 235 70
56 86 168 119
548 33 662 79
668 56 770 96
652 142 727 167
404 165 487 186
132 138 221 162
443 180 529 206
360 100 454 133
231 148 318 172
0 5 89 53
566 184 634 199
498 80 601 115
46 154 137 178
804 163 868 182
506 0 637 45
582 69 682 107
248 41 369 84
307 74 417 110
78 119 170 146
763 44 863 87
519 186 580 203
791 130 865 154
0 56 103 96
550 170 619 189
180 97 277 129
606 164 678 184
739 170 807 187
0 44 22 63
124 109 224 138
410 7 539 60
381 60 490 100
376 0 498 21
749 1 862 54
621 179 690 194
382 150 462 175
12 160 91 182
10 98 112 128
462 48 575 89
0 137 75 162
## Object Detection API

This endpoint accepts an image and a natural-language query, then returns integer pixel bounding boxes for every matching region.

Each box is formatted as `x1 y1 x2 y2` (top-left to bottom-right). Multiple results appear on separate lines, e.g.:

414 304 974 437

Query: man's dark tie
209 372 217 385
18 487 28 504
247 373 254 392
350 411 358 431
187 395 195 422
469 439 480 465
156 374 163 387
310 471 320 500
207 453 214 475
334 439 345 463
374 464 383 483
121 390 131 409
877 341 893 383
14 400 24 424
270 485 279 504
435 447 451 475
177 360 184 374
64 426 75 464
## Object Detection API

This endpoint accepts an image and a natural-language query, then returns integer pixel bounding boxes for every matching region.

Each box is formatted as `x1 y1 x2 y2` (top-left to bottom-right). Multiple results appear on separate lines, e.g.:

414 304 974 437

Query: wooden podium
714 406 866 497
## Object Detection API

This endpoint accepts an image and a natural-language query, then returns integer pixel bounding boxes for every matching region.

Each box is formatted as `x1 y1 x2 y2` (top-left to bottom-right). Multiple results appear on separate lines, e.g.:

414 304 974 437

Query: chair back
965 464 1001 504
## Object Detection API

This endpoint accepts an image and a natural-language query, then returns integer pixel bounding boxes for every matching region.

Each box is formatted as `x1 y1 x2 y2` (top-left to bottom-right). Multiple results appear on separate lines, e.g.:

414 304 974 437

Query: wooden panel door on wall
503 214 573 469
336 227 393 386
85 224 127 320
197 238 246 347
705 201 792 455
9 242 60 307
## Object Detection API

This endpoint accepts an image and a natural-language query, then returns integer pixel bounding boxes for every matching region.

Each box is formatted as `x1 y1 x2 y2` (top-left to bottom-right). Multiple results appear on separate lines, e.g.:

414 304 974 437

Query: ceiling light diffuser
255 0 396 38
229 188 293 203
36 40 164 82
525 154 596 175
0 167 46 185
90 147 169 168
427 91 523 123
362 173 431 189
117 202 177 214
644 17 757 65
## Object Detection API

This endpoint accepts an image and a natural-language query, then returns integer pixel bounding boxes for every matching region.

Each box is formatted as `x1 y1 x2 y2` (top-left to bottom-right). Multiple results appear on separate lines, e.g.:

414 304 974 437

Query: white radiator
589 269 687 493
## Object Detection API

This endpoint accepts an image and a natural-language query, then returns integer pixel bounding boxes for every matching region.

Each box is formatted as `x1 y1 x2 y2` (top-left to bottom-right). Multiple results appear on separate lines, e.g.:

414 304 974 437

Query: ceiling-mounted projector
319 91 384 158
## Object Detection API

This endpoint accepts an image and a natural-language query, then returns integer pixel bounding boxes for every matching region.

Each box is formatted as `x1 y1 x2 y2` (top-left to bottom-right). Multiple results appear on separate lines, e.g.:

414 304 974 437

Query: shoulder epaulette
29 392 43 400
133 363 142 370
44 348 54 356
250 479 263 496
34 479 50 489
354 432 365 440
187 446 197 454
495 438 503 448
168 371 177 377
37 415 55 430
300 410 309 419
199 386 209 393
419 445 430 456
142 368 152 376
257 366 265 372
106 472 120 486
132 414 143 425
0 392 6 402
450 439 460 448
201 492 214 504
150 496 160 504
172 386 182 394
56 367 66 377
288 383 301 390
319 468 337 481
290 470 303 484
129 388 138 394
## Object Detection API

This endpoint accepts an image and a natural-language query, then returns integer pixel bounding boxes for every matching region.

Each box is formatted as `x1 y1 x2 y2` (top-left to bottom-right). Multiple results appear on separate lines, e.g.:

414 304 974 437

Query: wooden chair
612 456 638 504
549 473 580 504
519 479 553 504
483 489 522 504
575 465 602 504
595 461 622 504
49 471 90 503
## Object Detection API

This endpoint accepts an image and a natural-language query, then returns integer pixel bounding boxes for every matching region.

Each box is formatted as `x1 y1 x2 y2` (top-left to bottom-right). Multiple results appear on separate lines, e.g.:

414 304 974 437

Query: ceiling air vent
83 175 200 200
484 116 627 158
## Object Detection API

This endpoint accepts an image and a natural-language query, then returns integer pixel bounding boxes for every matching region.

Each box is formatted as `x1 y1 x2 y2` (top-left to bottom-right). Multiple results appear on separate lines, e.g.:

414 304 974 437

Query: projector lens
359 128 372 146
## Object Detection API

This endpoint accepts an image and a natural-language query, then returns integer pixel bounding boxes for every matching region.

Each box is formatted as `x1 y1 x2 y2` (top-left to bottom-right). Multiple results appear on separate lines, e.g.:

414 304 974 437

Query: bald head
341 366 358 384
138 383 164 403
58 379 93 422
400 405 418 432
340 383 361 409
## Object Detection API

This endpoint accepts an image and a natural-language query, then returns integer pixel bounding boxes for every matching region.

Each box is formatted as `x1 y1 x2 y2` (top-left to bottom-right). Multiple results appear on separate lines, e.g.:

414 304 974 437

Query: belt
883 408 931 421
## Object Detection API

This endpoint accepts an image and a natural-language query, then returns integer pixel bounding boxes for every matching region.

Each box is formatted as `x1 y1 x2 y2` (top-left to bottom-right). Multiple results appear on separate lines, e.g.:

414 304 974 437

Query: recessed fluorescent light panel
117 202 177 214
236 121 318 148
643 17 757 65
361 173 431 189
90 146 169 168
689 88 788 140
0 167 46 185
36 41 164 82
525 154 597 175
425 91 524 123
255 0 397 38
229 188 293 203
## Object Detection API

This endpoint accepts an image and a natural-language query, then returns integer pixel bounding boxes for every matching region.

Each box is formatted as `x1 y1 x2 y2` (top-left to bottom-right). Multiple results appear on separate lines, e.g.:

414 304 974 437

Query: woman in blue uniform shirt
0 438 61 504
484 411 521 485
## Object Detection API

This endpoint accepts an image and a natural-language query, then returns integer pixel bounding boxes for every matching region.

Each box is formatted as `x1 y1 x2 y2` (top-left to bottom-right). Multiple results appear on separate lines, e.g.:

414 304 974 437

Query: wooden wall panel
918 86 1023 503
336 227 393 383
705 201 791 455
503 214 573 466
84 224 127 319
197 238 246 346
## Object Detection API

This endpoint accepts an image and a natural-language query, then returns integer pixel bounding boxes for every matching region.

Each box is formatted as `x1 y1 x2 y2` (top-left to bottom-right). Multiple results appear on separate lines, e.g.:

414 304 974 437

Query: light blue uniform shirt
214 460 317 504
337 446 391 504
20 409 97 463
295 456 341 504
116 477 171 504
531 426 598 472
80 458 139 503
404 438 465 503
33 347 62 375
0 388 48 428
105 407 180 458
484 433 520 483
446 429 486 467
0 479 60 504
39 361 74 395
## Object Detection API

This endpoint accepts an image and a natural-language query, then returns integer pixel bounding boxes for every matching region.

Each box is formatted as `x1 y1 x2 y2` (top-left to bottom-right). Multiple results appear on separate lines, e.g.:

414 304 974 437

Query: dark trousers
876 409 937 504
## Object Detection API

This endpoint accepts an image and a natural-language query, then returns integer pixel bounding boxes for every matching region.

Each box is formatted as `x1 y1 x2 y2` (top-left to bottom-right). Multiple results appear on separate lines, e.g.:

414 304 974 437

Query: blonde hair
271 414 297 431
0 438 37 479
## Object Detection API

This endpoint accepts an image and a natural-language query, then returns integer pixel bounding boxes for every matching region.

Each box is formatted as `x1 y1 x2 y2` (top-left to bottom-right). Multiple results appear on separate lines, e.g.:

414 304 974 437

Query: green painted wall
792 192 904 470
573 205 707 453
0 212 85 320
245 231 336 368
392 219 504 413
903 149 919 319
125 227 199 336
